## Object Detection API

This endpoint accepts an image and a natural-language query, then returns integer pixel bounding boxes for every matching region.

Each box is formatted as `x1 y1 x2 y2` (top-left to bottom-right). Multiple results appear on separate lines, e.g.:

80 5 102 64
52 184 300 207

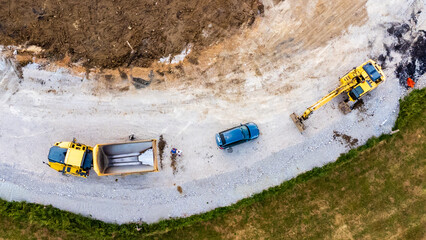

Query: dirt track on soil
0 0 262 68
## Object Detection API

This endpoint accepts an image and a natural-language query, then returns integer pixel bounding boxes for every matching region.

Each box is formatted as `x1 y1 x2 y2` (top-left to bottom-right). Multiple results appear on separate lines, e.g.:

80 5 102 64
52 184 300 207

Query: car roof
221 127 244 145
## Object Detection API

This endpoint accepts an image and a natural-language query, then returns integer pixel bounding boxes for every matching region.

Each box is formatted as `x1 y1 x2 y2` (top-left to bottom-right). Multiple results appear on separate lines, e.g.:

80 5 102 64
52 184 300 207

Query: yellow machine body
47 140 93 178
291 60 386 132
47 139 159 178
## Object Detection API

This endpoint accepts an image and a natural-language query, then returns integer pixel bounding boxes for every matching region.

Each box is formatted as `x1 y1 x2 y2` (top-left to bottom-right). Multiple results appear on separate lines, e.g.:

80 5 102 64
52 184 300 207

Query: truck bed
92 140 158 176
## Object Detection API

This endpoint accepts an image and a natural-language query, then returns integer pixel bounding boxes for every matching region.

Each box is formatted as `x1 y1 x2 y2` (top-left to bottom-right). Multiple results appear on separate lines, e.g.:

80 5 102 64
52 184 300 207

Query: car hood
245 123 259 139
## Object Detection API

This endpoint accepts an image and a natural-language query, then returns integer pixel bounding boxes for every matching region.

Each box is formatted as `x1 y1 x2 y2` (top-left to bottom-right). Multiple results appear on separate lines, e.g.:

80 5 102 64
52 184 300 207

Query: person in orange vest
407 77 415 88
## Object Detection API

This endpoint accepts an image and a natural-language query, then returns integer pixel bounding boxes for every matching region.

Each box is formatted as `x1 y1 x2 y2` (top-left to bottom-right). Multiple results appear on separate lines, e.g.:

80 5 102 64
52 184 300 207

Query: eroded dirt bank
0 0 262 68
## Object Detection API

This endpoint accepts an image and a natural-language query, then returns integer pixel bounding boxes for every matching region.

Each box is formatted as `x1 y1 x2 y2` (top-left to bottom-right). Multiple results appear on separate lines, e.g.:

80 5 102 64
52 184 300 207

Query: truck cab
47 140 93 177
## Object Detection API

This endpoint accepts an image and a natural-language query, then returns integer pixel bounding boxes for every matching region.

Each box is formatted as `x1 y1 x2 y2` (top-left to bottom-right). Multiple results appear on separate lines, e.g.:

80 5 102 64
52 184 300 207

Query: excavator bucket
290 113 306 132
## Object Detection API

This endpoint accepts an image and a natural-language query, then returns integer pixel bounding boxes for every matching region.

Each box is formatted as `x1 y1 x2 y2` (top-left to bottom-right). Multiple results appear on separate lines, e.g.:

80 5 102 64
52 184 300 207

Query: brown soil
333 131 359 148
177 185 183 194
0 0 262 68
158 135 166 169
171 153 178 175
352 99 366 112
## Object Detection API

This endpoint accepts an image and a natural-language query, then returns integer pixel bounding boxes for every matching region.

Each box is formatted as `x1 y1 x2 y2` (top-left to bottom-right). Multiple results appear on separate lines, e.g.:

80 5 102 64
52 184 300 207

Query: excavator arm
291 84 351 132
302 84 351 119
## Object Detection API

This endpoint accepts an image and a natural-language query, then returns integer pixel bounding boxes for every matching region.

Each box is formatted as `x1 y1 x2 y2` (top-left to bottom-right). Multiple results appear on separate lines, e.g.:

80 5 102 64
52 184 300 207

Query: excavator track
338 101 351 114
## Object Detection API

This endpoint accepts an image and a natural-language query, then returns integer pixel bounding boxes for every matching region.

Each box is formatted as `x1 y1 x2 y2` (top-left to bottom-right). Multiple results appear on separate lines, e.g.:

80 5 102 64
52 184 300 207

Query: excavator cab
349 85 365 101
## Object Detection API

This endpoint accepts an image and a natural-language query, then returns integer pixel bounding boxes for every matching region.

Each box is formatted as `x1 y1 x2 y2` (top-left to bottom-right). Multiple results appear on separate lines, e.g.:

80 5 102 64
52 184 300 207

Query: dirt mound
333 131 359 148
394 30 426 87
379 13 426 88
0 0 262 68
158 135 166 169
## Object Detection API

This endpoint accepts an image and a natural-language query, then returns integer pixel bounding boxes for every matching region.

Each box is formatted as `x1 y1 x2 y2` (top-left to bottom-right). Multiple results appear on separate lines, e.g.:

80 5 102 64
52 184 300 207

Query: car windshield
240 126 250 139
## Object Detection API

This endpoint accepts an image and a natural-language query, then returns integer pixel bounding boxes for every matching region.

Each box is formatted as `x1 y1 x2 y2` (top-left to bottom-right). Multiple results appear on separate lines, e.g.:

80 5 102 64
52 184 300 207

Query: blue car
215 122 259 149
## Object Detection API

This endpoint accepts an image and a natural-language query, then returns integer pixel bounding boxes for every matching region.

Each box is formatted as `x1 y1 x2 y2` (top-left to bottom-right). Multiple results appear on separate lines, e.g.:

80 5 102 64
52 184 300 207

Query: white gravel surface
0 0 425 224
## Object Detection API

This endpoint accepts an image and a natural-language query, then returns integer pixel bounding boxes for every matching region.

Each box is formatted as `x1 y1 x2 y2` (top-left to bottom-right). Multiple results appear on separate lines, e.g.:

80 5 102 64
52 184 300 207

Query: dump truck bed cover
92 140 158 176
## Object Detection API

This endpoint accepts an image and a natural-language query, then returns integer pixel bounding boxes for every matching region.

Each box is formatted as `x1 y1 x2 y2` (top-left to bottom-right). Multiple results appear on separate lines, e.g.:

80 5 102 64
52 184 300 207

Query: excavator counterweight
291 60 386 132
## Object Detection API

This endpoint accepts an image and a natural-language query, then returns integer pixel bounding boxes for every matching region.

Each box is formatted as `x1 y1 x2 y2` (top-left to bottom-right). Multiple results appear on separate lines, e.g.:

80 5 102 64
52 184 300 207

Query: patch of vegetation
393 88 426 130
1 88 425 239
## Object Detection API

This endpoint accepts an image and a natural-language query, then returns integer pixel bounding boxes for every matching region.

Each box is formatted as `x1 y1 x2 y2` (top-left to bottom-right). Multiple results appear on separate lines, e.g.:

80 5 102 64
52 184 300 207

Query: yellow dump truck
47 139 158 178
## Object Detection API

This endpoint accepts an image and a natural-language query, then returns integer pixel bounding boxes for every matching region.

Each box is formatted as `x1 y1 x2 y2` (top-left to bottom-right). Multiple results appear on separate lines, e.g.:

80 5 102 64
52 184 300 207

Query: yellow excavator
291 59 386 132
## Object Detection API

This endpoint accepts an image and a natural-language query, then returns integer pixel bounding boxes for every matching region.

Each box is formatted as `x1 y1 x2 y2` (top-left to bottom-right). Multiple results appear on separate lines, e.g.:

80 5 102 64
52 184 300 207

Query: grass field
1 88 425 239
